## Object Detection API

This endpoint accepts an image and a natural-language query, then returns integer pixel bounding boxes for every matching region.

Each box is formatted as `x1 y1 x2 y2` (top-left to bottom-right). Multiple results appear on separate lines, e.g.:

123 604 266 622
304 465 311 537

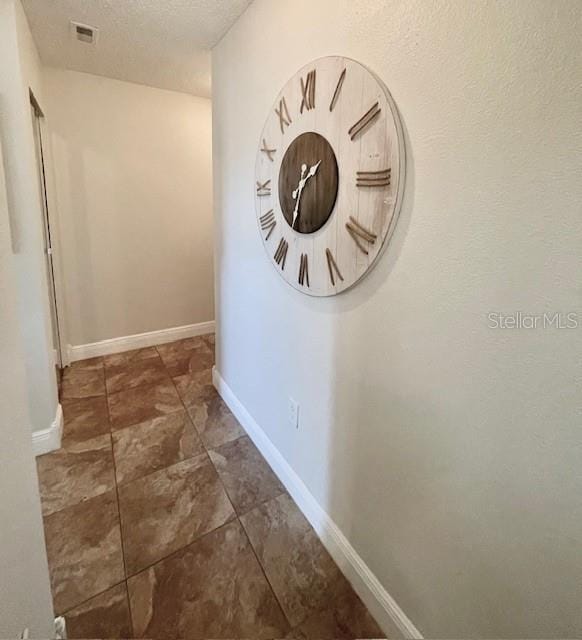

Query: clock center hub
278 132 339 234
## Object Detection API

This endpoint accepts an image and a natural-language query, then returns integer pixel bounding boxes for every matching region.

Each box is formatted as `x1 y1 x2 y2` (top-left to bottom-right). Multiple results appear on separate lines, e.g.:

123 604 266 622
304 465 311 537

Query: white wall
44 69 214 346
212 1 582 637
0 0 59 435
0 50 55 637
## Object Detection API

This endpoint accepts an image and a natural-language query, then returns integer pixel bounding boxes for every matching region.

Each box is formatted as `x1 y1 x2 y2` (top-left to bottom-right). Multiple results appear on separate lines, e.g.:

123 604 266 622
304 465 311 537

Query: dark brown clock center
278 132 339 234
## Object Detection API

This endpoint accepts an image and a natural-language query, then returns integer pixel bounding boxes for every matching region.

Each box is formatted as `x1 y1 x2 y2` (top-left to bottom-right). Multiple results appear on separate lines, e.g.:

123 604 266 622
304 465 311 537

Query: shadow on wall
323 119 417 634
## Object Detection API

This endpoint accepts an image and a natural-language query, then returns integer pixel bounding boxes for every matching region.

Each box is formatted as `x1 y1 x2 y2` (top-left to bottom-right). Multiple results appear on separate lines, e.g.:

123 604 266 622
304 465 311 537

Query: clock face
255 56 405 296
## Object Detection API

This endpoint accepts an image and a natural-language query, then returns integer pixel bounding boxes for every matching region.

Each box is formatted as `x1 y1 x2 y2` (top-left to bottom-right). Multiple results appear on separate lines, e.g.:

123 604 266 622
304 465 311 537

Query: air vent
70 21 98 45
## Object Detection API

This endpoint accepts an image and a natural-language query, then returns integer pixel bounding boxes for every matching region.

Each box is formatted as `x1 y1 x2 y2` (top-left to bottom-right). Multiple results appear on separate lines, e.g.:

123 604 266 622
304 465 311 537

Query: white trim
212 367 423 640
68 321 215 362
54 615 67 639
32 403 63 457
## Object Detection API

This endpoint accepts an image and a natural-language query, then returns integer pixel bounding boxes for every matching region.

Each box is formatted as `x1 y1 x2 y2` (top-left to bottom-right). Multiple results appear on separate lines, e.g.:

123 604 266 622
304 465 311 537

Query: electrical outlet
289 397 299 429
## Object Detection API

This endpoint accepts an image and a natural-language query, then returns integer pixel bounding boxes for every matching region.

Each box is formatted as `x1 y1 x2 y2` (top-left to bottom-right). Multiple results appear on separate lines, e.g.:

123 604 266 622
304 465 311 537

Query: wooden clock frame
255 55 406 296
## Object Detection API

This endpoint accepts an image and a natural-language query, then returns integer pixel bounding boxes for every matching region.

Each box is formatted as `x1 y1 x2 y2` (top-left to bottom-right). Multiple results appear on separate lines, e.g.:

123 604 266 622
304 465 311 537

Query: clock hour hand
292 164 307 201
292 160 321 229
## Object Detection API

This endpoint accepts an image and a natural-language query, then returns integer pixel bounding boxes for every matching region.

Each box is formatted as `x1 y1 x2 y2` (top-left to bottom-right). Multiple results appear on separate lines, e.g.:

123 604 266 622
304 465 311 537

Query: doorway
30 91 64 372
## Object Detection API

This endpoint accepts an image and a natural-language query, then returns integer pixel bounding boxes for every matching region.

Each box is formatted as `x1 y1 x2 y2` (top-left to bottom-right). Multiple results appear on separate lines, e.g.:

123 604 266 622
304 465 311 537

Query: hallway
2 1 581 637
36 335 383 639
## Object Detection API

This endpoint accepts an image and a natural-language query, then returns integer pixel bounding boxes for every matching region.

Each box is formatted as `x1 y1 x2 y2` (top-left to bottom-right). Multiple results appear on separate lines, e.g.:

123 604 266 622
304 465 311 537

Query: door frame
30 89 69 368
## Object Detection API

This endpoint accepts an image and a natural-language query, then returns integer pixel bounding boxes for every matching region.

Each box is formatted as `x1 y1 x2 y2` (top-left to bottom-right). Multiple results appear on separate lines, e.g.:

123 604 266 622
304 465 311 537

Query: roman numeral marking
274 237 288 269
356 168 391 187
259 210 276 240
298 253 310 287
349 102 381 140
275 97 292 134
300 70 316 113
345 216 377 255
260 139 276 162
325 248 344 286
256 179 271 196
329 68 346 112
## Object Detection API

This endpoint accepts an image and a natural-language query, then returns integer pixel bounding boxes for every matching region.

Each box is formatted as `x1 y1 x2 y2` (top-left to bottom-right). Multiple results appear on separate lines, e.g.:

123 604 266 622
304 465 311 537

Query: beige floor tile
103 346 159 368
105 357 170 394
61 367 106 400
127 520 289 639
208 435 284 514
118 454 235 575
107 379 182 430
285 588 385 639
64 582 132 639
173 368 212 406
240 492 349 627
156 337 214 377
44 491 124 614
112 410 204 485
176 372 244 448
36 433 115 516
61 396 110 445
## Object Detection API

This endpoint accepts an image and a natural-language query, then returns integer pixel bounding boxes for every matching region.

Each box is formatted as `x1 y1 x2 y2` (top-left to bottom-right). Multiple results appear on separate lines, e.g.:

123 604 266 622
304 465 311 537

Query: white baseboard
212 367 423 640
32 403 63 457
68 321 215 362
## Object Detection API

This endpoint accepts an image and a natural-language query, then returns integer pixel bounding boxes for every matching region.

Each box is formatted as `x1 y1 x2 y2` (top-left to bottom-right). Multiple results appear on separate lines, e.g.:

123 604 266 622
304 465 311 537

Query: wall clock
255 55 405 296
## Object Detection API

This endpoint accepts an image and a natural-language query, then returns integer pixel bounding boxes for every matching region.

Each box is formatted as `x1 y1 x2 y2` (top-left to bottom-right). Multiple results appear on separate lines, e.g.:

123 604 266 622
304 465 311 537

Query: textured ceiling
21 0 253 97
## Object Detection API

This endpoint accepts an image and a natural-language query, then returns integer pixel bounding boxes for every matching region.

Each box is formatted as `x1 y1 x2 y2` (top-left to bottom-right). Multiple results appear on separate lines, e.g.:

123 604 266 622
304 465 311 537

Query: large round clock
255 56 405 296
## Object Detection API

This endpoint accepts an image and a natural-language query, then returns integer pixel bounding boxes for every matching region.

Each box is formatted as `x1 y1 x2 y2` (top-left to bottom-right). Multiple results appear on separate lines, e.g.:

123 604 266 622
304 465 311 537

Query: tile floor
36 334 385 639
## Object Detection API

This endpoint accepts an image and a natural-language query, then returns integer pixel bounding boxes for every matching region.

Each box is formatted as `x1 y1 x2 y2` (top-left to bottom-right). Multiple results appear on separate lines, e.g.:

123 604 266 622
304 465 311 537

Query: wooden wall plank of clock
356 71 390 272
334 58 366 291
302 58 344 294
298 64 319 291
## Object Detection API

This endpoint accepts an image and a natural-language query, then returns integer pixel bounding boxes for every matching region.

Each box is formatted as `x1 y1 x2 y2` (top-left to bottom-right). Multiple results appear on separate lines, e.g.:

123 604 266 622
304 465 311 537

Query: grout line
232 486 287 520
104 367 134 639
58 577 127 618
123 513 239 581
122 579 133 638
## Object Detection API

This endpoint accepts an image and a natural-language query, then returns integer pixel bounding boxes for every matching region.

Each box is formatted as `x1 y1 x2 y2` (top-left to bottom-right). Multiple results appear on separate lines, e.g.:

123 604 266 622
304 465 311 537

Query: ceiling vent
70 21 98 45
